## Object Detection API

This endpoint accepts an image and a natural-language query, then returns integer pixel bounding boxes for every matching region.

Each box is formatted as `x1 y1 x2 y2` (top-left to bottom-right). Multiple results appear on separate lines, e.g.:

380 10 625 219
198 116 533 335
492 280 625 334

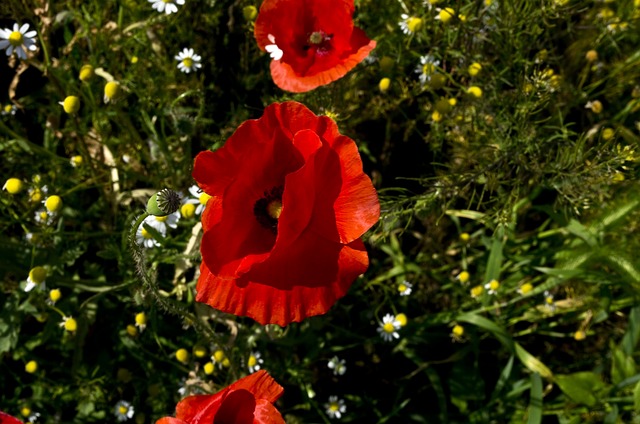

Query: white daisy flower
265 34 283 61
0 23 37 60
484 279 500 295
149 211 180 233
247 352 264 373
136 215 167 248
186 185 212 216
397 280 413 296
398 14 423 35
25 266 47 292
149 0 185 15
325 396 346 419
25 411 40 424
34 209 55 226
415 55 440 84
2 104 17 116
377 313 402 342
114 400 134 422
327 356 347 376
175 48 202 73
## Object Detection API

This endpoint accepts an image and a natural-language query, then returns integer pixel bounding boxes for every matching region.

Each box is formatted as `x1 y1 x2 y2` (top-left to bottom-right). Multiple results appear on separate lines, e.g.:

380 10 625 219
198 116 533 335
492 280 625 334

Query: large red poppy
193 101 379 326
0 412 22 424
254 0 376 92
156 370 285 424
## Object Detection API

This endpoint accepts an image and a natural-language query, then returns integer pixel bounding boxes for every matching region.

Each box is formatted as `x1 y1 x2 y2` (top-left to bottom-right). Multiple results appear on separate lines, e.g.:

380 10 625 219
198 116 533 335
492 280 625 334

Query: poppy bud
243 5 257 21
146 188 181 216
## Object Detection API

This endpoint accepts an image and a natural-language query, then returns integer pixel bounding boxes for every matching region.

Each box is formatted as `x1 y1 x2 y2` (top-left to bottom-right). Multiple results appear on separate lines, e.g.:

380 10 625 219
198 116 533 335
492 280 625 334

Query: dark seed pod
146 188 181 216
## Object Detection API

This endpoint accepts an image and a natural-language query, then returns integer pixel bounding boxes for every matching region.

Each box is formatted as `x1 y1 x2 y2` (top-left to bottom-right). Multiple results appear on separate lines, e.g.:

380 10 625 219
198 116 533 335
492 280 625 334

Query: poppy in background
156 370 284 424
254 0 376 92
0 412 22 424
193 101 379 326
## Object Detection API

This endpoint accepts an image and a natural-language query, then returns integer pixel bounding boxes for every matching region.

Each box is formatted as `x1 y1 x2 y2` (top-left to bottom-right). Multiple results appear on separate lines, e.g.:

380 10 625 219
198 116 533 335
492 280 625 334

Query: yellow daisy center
407 17 423 33
64 317 77 332
119 406 128 415
383 322 395 333
199 192 212 205
488 280 500 291
9 31 23 47
182 57 193 68
181 203 196 218
155 215 168 222
329 403 339 412
422 63 436 75
4 104 13 113
452 325 464 337
267 199 282 219
398 283 407 292
141 227 152 239
213 350 225 362
248 355 257 367
204 362 215 374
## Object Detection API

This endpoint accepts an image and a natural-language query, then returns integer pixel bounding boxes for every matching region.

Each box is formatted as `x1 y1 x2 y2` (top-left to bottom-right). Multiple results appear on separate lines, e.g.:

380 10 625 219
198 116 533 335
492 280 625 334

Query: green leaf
515 343 553 379
554 372 605 407
527 373 542 424
484 236 504 283
565 219 597 247
622 307 640 356
633 379 640 412
457 313 513 350
611 346 636 385
491 355 515 400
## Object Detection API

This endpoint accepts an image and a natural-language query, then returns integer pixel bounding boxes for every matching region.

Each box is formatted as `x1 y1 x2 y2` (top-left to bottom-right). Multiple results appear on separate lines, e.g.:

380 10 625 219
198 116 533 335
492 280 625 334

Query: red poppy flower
0 412 22 424
193 101 379 326
156 370 285 424
254 0 376 92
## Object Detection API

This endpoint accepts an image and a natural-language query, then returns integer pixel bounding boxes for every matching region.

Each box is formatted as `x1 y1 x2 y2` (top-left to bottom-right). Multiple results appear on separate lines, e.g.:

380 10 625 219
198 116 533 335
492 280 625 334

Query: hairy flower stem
129 213 217 343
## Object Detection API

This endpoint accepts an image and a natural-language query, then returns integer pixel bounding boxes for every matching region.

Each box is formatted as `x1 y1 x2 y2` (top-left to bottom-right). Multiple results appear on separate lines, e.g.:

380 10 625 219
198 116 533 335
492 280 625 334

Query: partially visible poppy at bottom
194 101 380 326
254 0 376 92
0 411 22 424
155 370 285 424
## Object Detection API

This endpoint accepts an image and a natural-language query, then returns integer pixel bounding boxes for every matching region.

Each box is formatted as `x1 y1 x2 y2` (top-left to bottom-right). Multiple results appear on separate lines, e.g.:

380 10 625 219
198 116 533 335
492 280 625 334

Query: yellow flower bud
203 362 215 375
379 77 391 93
3 178 23 194
457 271 470 284
49 289 62 303
193 345 207 358
79 64 94 81
63 317 78 332
574 330 586 341
61 96 81 114
459 232 470 242
467 86 483 98
438 8 455 23
45 195 63 213
585 50 598 63
213 349 225 362
25 360 38 373
407 17 423 33
180 203 196 219
468 62 482 76
176 348 189 364
602 128 615 140
431 111 443 122
126 324 138 337
452 325 464 337
395 313 408 327
104 81 121 103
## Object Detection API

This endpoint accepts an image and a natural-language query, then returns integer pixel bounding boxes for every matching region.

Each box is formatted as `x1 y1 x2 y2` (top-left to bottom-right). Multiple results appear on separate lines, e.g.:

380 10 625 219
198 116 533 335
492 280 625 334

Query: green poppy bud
146 188 181 216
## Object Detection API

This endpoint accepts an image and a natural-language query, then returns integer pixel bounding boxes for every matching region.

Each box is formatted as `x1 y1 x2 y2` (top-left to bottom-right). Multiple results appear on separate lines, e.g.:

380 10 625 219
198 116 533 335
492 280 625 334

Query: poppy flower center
253 186 283 233
9 31 23 47
303 30 333 56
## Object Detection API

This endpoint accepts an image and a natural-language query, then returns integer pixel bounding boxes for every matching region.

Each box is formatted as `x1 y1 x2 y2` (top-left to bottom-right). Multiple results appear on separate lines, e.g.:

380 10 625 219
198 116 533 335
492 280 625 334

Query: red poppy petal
269 37 376 93
253 399 286 424
155 418 188 424
214 389 255 424
198 113 306 279
323 134 380 243
174 392 225 423
276 129 323 246
197 236 368 326
0 412 23 424
226 370 284 403
200 195 223 232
